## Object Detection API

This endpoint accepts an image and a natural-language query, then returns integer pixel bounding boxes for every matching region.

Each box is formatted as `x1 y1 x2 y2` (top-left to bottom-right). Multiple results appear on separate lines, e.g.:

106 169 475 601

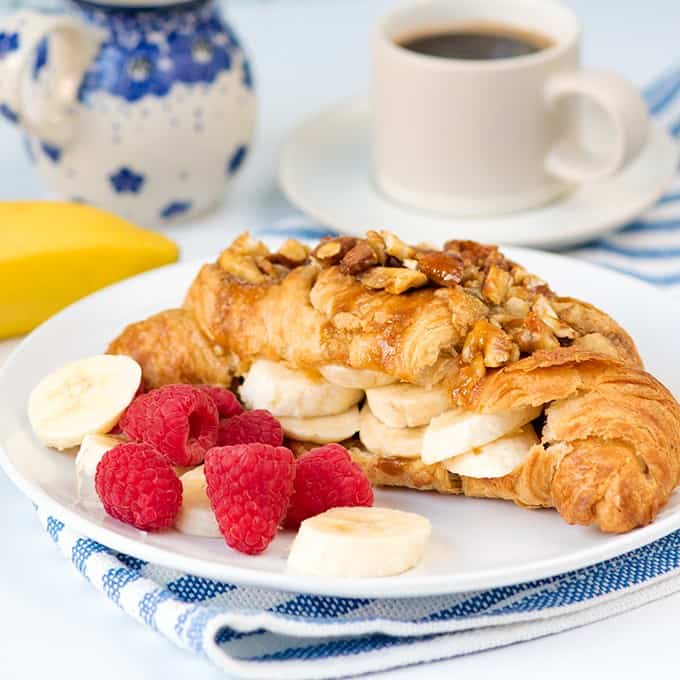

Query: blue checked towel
37 66 680 679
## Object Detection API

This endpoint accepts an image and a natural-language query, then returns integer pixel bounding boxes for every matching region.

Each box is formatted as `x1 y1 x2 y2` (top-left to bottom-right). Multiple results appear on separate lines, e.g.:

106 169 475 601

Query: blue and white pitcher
0 0 256 224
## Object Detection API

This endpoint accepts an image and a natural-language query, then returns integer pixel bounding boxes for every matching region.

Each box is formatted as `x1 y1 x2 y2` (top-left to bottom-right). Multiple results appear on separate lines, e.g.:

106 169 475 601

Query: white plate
2 249 680 598
280 98 680 249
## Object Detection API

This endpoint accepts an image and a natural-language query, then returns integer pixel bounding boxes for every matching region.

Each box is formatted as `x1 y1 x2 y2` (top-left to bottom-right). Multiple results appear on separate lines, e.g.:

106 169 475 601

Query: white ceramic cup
372 0 650 216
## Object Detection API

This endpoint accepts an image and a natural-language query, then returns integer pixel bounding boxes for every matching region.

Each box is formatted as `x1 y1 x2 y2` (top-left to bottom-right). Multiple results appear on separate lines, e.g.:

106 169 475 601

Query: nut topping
504 313 560 353
269 238 309 267
340 241 379 275
417 251 464 287
381 230 415 261
461 319 519 368
482 264 512 305
359 266 428 294
219 250 268 284
313 237 357 264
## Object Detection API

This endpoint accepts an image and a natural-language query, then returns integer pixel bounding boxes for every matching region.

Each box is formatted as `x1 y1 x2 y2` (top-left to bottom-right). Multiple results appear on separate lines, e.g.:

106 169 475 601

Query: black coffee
399 23 553 60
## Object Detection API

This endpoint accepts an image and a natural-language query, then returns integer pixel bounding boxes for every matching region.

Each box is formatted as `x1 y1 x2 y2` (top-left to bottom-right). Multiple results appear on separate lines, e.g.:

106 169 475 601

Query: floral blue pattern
33 38 49 80
0 103 18 123
40 141 61 163
109 166 144 193
73 0 246 104
160 200 192 219
0 31 19 57
227 144 247 174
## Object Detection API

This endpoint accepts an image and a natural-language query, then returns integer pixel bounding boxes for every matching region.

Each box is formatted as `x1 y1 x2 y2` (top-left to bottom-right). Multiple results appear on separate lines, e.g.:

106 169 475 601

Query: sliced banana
240 359 363 417
359 404 424 459
287 506 431 577
28 354 142 450
278 406 360 444
320 364 396 389
421 405 542 465
175 466 222 538
75 433 125 501
365 382 450 428
444 425 539 478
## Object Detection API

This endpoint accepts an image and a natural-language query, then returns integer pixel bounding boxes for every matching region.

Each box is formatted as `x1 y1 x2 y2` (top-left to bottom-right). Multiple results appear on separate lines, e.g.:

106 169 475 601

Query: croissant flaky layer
108 232 680 533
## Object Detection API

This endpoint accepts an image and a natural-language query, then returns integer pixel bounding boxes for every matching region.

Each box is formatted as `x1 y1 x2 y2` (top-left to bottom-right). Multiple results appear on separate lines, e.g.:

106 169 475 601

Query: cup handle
0 10 101 146
543 69 649 183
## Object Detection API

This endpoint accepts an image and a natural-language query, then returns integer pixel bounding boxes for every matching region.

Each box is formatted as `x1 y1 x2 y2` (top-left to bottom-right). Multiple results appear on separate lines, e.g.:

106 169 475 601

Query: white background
1 0 679 677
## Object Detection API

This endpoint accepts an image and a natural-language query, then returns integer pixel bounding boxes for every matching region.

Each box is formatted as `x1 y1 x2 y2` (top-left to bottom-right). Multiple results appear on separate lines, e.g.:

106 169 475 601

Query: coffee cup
372 0 650 216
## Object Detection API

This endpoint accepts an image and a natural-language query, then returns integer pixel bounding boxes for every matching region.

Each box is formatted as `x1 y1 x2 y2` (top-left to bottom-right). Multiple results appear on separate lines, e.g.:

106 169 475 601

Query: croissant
108 232 680 533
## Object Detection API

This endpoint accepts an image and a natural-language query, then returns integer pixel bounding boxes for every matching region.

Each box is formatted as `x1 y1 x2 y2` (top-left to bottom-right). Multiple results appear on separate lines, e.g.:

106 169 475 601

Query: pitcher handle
0 10 101 146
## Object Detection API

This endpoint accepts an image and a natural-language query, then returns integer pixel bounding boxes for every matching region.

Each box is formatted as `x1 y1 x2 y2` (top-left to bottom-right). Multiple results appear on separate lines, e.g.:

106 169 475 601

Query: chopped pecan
366 230 387 264
461 319 519 368
230 232 270 257
505 296 530 317
533 295 576 339
381 230 416 261
504 313 559 353
340 241 379 275
359 266 428 294
417 251 464 287
218 250 267 284
313 236 357 264
444 240 508 270
269 238 309 267
482 264 512 305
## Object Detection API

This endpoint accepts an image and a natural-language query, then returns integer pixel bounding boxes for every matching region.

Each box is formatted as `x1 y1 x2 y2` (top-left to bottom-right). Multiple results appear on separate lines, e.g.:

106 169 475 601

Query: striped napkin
38 66 680 679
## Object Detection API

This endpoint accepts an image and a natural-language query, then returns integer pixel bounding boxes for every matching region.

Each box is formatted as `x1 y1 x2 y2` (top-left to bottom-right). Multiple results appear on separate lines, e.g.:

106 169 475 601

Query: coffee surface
399 23 553 60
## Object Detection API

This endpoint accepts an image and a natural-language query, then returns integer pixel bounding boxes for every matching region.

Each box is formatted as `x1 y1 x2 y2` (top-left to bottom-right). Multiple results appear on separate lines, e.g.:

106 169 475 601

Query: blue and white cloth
37 66 680 679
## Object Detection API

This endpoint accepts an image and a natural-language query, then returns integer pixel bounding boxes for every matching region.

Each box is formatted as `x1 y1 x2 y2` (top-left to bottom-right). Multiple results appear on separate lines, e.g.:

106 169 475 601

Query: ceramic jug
0 0 256 224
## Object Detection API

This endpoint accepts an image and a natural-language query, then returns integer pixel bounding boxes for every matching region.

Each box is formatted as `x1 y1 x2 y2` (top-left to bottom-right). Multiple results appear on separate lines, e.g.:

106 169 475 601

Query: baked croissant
108 231 680 533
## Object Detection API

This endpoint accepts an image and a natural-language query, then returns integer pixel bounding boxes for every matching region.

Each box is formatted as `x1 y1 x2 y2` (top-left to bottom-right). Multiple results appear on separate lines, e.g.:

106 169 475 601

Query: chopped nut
269 239 309 267
461 319 519 368
313 237 357 264
218 250 267 284
482 264 512 305
380 230 416 261
366 230 387 264
359 266 428 294
255 255 275 275
332 312 363 331
444 240 508 270
340 241 379 275
505 296 530 317
402 258 418 270
505 313 559 353
533 295 576 339
230 232 270 257
451 354 486 406
417 251 464 287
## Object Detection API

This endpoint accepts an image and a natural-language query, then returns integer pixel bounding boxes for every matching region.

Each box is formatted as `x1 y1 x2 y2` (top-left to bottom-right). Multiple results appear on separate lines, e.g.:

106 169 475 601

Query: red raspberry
217 409 283 447
285 444 373 528
196 385 243 419
95 442 182 531
205 444 295 555
120 384 218 466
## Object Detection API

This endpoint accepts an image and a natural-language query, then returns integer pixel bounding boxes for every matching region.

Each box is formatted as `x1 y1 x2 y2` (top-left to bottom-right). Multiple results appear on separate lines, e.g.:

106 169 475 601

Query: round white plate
280 98 679 249
2 249 680 598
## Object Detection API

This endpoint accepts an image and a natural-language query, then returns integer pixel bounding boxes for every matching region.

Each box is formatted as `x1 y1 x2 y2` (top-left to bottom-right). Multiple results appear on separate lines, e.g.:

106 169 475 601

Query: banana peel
0 202 179 338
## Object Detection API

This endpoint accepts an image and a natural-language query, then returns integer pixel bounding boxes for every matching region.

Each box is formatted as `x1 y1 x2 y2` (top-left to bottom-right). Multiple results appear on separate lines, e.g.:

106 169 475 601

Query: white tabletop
1 1 679 678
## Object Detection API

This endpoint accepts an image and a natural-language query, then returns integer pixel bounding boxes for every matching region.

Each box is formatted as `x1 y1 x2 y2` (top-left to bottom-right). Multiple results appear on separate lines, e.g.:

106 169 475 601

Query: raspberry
120 384 218 466
205 444 295 555
285 444 373 528
217 409 283 447
196 385 243 419
95 442 182 531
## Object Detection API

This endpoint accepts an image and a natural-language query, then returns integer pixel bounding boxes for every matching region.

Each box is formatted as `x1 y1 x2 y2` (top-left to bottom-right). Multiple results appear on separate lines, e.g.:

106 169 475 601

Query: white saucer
280 98 680 249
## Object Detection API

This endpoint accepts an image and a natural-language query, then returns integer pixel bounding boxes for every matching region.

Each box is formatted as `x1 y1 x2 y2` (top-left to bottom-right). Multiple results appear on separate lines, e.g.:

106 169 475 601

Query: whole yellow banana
0 202 179 338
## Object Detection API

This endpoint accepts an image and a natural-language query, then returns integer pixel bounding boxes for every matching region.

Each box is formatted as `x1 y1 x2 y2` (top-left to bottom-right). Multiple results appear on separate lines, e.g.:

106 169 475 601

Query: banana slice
75 433 125 501
421 405 542 465
365 383 450 428
240 359 363 417
28 354 142 450
359 404 424 458
278 406 360 444
287 506 431 578
175 466 221 538
443 426 539 478
320 365 396 389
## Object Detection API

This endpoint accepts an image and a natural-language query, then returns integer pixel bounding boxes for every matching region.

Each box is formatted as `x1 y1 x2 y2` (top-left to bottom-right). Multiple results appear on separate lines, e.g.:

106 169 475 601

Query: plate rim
279 96 680 249
2 251 680 598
